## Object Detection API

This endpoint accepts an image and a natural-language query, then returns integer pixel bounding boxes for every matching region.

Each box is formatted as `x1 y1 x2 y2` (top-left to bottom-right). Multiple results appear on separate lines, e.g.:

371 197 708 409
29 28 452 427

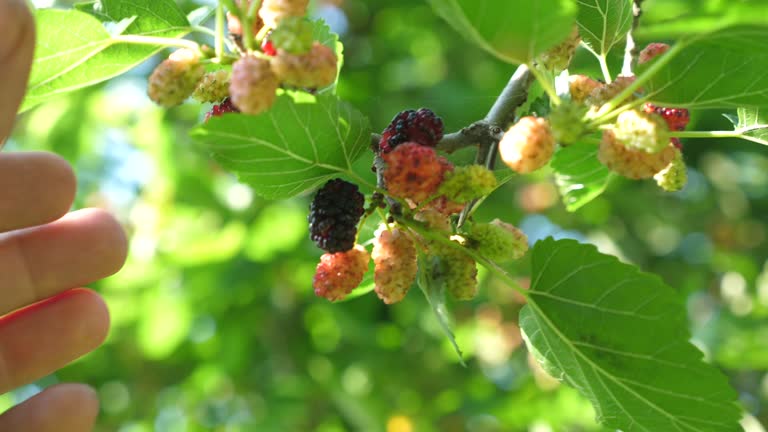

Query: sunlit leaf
521 238 743 432
577 0 633 57
190 94 373 199
23 5 190 112
426 0 578 64
641 26 768 109
551 141 614 212
724 107 768 146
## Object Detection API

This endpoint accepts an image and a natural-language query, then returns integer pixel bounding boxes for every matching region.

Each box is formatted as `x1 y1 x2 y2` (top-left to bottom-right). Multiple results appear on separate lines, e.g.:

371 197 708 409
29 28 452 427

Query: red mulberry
313 245 370 302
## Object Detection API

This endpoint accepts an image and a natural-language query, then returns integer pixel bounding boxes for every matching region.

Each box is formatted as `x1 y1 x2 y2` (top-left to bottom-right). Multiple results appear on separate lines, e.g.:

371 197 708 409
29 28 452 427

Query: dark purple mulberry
378 108 444 153
308 178 365 253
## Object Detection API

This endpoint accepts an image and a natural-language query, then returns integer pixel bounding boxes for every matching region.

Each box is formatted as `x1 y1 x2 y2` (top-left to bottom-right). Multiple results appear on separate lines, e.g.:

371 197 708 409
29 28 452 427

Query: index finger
0 0 35 145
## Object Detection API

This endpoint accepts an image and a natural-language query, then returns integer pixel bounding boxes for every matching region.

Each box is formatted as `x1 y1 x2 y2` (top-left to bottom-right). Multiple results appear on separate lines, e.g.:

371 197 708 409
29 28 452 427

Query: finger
0 152 76 232
0 208 127 315
0 0 35 145
0 289 109 395
0 383 99 432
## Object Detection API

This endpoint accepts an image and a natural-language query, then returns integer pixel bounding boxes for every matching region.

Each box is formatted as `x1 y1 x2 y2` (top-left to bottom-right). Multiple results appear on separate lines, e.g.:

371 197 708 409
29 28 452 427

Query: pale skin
0 0 128 430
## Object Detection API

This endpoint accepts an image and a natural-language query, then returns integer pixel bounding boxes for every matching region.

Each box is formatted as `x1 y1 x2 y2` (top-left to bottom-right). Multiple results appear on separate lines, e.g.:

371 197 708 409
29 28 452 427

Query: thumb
0 0 35 146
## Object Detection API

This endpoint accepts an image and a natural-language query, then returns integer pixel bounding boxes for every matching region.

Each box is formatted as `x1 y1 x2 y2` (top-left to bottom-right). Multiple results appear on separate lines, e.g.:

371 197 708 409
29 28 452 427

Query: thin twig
622 0 644 76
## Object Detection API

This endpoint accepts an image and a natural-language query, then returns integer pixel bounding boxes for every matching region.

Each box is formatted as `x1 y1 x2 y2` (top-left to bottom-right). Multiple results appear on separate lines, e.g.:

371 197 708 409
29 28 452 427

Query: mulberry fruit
372 227 418 304
538 25 580 71
259 0 309 28
654 148 687 192
204 97 240 122
308 178 365 253
437 244 478 301
644 103 690 149
193 70 230 103
586 75 636 107
598 130 676 179
467 219 528 262
438 165 497 203
569 75 603 104
269 16 314 54
548 101 589 145
313 245 370 302
378 108 444 153
261 38 277 56
383 143 451 203
638 43 670 64
499 116 555 174
271 42 338 89
230 55 279 115
147 49 205 107
613 109 670 153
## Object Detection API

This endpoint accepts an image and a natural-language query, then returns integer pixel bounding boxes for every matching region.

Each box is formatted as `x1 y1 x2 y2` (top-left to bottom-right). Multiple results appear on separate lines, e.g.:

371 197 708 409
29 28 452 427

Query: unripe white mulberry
229 55 279 115
499 116 555 174
147 49 205 107
372 227 418 304
271 42 338 89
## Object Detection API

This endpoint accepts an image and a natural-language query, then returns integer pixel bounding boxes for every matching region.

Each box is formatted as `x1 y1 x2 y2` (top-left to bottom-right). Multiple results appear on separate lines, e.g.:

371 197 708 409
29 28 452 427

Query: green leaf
724 107 768 146
551 141 614 212
311 19 344 94
637 2 768 40
520 238 743 432
97 0 189 36
576 0 633 57
22 6 191 112
190 94 372 199
640 26 768 109
426 0 578 64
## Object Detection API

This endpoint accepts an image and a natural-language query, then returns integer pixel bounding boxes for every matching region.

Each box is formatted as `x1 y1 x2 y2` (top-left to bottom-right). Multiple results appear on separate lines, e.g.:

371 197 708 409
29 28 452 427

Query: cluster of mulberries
549 41 691 191
377 108 496 218
147 1 337 116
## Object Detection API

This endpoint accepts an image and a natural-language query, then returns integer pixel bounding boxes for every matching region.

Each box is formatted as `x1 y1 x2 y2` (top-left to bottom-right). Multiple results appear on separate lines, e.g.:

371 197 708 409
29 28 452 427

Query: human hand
0 1 128 430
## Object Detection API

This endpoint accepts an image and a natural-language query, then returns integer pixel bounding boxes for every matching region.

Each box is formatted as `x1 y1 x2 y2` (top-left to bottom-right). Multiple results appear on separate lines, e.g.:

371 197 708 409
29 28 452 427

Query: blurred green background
5 0 768 430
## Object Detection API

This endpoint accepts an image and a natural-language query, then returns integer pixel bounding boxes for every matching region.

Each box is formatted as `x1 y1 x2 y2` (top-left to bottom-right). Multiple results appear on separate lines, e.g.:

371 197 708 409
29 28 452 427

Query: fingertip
0 383 99 432
0 0 34 63
67 288 111 349
0 152 76 231
73 208 129 278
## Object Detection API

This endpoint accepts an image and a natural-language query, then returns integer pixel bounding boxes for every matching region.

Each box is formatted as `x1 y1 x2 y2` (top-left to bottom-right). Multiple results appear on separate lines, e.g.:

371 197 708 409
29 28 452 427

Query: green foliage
551 141 614 212
640 26 768 109
426 0 578 64
577 0 633 58
23 3 190 112
190 94 372 199
521 238 743 431
13 0 768 430
725 107 768 146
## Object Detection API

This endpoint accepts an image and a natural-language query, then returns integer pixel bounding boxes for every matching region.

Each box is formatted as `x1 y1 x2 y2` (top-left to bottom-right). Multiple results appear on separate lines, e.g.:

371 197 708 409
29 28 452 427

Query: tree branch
622 0 644 76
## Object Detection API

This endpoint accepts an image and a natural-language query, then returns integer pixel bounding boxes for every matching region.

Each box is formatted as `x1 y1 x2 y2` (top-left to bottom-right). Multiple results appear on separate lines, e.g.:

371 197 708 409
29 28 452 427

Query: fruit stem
529 65 561 106
247 0 262 21
214 4 225 58
240 0 256 51
598 54 613 84
110 35 201 54
669 131 742 139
